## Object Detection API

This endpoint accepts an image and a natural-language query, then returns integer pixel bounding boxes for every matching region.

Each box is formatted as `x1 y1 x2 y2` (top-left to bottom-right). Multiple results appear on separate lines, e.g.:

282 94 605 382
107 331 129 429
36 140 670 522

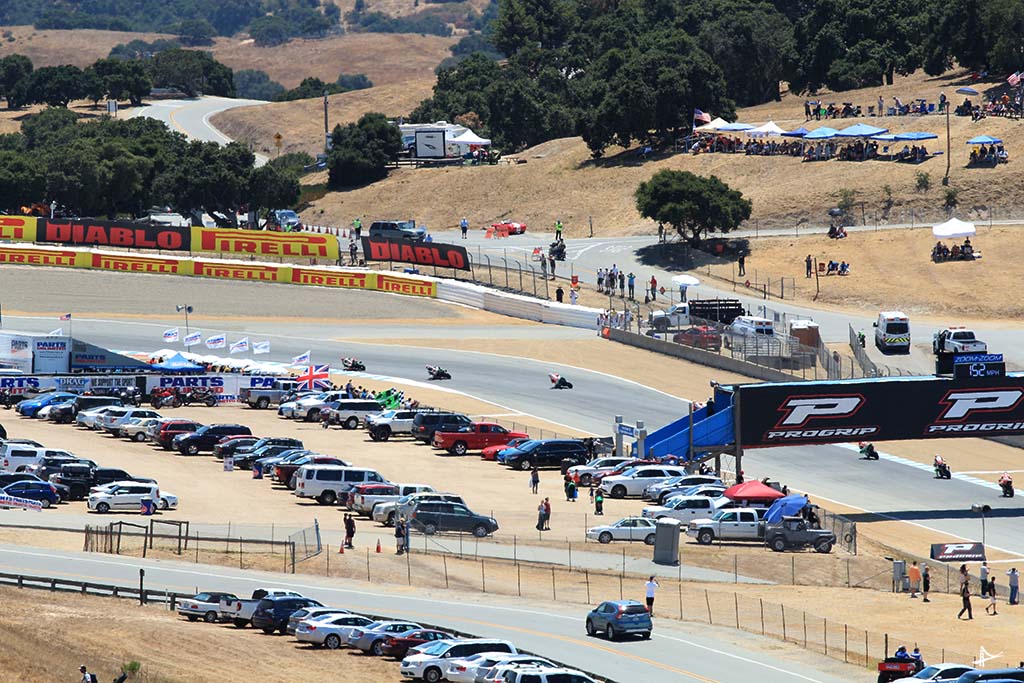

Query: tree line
413 0 1024 157
0 108 299 223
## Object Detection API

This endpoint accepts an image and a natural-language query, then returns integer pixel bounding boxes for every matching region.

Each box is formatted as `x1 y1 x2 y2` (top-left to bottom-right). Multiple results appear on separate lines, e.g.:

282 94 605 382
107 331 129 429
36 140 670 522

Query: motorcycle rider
549 373 572 390
999 472 1014 497
933 454 950 479
859 442 879 460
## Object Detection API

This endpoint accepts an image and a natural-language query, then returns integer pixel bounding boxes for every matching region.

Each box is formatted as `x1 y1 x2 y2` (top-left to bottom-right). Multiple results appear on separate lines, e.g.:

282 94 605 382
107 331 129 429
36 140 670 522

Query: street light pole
176 305 193 338
971 503 991 546
943 104 951 186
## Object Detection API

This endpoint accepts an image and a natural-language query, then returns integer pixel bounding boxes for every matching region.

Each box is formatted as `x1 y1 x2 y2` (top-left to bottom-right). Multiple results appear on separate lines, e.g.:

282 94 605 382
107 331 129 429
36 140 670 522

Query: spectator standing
536 500 546 530
542 497 551 530
981 561 990 597
349 240 358 265
627 272 636 299
618 271 625 297
555 286 564 303
738 255 746 276
649 275 658 301
344 514 356 549
958 565 973 620
657 223 665 242
597 269 604 293
908 561 921 598
352 217 362 239
530 466 540 494
922 563 931 602
460 217 469 238
80 666 98 683
549 255 556 278
594 489 604 515
645 576 659 616
805 254 813 278
1008 568 1020 605
878 95 884 115
986 577 998 615
570 289 578 305
395 516 407 554
555 220 563 241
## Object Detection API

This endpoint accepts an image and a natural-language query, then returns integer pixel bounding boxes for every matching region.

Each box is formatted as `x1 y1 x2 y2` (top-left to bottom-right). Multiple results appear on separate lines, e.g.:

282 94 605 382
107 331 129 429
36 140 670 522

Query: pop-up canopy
932 217 976 239
723 480 785 502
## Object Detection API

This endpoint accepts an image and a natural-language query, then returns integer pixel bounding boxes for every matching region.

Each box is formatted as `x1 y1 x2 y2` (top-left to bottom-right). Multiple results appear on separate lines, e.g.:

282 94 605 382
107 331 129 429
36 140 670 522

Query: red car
153 420 202 450
481 436 531 461
379 629 453 658
491 221 527 235
672 326 722 351
431 422 530 456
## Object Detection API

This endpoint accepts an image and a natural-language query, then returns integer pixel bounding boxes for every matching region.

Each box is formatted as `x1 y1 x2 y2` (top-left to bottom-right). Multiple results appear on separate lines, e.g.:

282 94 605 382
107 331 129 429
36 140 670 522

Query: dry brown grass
0 585 404 683
212 79 436 157
701 225 1024 320
0 25 174 67
290 68 1024 238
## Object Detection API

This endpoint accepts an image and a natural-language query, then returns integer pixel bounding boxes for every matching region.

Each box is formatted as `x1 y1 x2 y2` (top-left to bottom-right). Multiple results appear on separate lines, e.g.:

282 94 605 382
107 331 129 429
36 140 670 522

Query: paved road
131 96 269 166
0 544 859 683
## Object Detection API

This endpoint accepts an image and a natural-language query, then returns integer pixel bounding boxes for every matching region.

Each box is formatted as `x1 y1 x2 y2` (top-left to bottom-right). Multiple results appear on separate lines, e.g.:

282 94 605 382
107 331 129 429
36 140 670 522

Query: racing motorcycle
342 357 366 372
548 373 573 390
0 389 12 409
426 365 451 381
933 456 952 479
182 387 218 407
151 388 178 408
999 473 1015 498
858 442 879 460
118 387 142 407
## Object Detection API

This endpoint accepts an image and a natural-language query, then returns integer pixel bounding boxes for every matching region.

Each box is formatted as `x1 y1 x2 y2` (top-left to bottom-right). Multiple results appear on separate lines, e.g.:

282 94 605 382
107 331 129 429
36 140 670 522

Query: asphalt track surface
0 544 856 683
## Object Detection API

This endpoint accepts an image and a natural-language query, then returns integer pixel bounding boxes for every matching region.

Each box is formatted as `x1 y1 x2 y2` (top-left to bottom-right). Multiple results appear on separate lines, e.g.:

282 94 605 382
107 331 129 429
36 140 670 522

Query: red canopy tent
723 481 785 502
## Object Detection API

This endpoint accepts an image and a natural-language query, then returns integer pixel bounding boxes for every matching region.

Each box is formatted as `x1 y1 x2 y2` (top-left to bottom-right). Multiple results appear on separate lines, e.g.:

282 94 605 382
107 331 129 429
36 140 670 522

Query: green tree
337 73 373 91
249 15 292 47
21 106 79 149
0 54 33 109
91 58 151 106
209 0 264 35
175 18 217 46
327 112 402 188
149 49 235 97
234 69 286 100
0 150 44 213
247 164 300 219
274 77 345 102
81 67 107 107
983 0 1024 73
491 0 577 56
29 65 86 107
635 170 752 246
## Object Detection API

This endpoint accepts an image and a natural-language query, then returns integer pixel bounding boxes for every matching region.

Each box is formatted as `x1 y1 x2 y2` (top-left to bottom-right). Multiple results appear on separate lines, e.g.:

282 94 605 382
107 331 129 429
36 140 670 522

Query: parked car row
179 585 605 682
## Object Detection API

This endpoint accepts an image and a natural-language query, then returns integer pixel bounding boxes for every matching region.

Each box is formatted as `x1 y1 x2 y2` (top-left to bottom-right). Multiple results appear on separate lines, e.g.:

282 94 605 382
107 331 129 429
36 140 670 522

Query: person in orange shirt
908 561 922 598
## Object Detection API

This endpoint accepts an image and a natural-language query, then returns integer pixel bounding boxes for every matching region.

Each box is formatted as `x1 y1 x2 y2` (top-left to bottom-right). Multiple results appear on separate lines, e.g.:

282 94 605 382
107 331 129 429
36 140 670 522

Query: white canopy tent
449 130 492 147
932 218 976 239
746 121 787 137
695 117 729 132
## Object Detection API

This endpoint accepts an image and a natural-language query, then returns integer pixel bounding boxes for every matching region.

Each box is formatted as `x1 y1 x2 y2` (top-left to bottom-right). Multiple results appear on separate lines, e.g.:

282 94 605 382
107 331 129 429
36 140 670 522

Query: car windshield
395 220 416 230
515 440 541 452
419 641 450 655
912 667 940 679
619 467 639 477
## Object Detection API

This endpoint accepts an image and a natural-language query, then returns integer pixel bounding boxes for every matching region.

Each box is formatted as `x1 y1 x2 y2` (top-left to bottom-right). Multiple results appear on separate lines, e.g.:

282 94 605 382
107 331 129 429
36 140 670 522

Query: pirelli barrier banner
0 216 338 261
0 245 436 297
361 236 470 271
737 376 1024 448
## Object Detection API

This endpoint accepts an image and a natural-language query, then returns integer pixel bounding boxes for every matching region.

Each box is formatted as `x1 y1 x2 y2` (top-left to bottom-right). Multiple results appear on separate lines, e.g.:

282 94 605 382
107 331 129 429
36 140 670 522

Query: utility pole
323 91 330 152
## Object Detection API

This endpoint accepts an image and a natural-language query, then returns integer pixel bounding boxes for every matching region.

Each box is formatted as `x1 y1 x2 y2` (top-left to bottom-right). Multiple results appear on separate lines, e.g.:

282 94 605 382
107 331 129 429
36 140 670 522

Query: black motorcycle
859 442 879 460
549 373 573 389
934 461 952 479
426 365 451 381
118 388 142 407
1001 480 1015 497
0 389 12 409
342 357 366 372
183 388 218 407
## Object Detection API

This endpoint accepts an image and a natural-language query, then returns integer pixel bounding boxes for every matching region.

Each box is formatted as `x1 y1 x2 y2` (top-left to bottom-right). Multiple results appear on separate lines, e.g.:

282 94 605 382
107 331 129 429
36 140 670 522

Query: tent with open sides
695 117 730 132
803 126 839 140
717 122 755 132
894 131 938 141
966 135 1002 145
932 217 976 239
150 352 204 373
836 123 888 137
450 129 491 148
723 480 785 502
782 127 810 138
746 121 787 137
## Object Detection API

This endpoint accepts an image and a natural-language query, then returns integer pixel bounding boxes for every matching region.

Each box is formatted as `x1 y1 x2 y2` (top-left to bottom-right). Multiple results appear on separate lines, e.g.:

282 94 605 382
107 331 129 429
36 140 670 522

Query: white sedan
76 406 120 429
177 591 238 622
121 417 160 441
295 613 374 649
586 517 658 545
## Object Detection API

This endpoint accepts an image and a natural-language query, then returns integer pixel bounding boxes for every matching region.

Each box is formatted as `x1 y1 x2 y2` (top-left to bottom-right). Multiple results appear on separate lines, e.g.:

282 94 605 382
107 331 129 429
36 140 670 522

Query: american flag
296 364 332 390
693 108 712 124
1009 72 1021 87
59 313 71 321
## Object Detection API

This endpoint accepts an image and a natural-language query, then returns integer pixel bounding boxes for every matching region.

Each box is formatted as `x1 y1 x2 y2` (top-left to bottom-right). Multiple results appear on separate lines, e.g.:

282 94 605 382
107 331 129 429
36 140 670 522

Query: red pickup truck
431 422 529 456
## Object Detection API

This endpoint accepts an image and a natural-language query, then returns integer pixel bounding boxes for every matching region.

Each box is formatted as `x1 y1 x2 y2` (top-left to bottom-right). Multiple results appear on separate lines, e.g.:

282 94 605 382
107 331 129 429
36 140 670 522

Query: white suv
497 667 596 683
446 654 554 683
566 457 634 487
401 640 516 681
294 465 385 506
88 481 178 513
1 445 72 473
366 409 422 441
100 408 161 435
598 465 688 499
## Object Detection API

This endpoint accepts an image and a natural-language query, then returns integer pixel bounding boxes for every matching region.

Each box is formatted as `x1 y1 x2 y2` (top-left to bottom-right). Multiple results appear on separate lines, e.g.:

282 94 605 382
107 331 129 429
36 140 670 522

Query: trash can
140 497 154 516
653 518 681 565
892 559 907 592
252 463 263 479
560 458 576 475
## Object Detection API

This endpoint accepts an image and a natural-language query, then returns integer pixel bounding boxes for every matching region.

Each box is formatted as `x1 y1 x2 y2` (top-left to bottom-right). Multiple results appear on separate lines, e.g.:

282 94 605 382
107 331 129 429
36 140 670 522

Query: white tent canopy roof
695 117 730 132
671 274 701 287
746 121 787 137
932 217 976 238
450 130 491 146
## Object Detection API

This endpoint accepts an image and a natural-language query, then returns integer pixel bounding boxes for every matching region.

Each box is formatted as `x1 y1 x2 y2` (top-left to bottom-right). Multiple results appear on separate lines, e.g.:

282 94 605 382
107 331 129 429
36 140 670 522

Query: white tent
932 218 976 239
695 117 729 132
450 130 491 147
746 121 787 137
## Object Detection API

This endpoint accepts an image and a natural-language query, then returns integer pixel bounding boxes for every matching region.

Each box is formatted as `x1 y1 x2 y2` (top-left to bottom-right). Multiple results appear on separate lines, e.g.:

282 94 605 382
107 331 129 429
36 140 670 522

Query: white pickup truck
933 327 987 355
219 588 303 627
350 483 434 516
686 508 766 544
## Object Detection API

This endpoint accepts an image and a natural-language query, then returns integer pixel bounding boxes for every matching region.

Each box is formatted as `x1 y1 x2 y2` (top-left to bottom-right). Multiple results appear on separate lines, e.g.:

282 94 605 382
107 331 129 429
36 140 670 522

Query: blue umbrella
803 126 839 140
836 123 889 137
763 495 809 524
782 127 810 138
894 131 938 141
966 135 1002 145
956 87 980 96
717 122 754 132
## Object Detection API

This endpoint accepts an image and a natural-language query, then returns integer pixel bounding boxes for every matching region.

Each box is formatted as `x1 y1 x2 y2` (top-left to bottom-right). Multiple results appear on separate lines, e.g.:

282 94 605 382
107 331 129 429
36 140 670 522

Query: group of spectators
803 101 864 119
596 309 633 333
969 144 1009 166
824 260 851 276
931 237 977 262
596 264 638 299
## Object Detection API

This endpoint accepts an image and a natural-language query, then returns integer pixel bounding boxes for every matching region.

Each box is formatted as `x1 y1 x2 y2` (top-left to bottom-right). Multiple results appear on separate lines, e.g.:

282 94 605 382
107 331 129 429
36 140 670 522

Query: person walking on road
908 561 921 598
958 567 973 620
1008 568 1020 605
922 563 931 602
530 466 540 494
645 576 659 616
395 516 407 555
344 514 356 549
981 562 990 597
460 217 469 238
986 577 998 615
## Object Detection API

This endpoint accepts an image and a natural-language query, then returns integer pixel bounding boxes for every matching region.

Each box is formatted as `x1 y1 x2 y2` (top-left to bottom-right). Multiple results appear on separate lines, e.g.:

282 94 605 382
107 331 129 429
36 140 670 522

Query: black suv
50 396 124 424
49 465 144 499
412 412 471 443
27 455 96 481
251 595 323 635
409 501 499 537
501 439 588 471
175 424 252 455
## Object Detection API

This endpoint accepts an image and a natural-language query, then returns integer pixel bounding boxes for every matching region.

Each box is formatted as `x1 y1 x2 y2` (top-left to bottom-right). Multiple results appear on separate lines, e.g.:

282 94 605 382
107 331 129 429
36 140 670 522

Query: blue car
2 480 60 508
585 600 652 640
16 392 77 418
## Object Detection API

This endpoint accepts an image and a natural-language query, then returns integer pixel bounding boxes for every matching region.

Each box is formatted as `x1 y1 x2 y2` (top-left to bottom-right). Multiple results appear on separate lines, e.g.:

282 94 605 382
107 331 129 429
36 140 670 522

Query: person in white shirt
645 576 659 616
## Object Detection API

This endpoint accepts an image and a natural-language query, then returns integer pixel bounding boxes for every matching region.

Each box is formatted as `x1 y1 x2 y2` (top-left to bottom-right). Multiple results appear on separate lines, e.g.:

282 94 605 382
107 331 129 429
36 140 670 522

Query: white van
0 445 73 472
724 316 774 348
294 465 387 505
874 311 911 352
325 399 386 430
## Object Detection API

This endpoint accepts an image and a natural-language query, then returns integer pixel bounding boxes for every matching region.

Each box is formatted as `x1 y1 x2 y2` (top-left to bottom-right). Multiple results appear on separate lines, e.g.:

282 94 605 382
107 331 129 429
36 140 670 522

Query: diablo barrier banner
737 375 1024 447
40 218 189 250
361 237 470 271
0 215 37 242
193 227 338 260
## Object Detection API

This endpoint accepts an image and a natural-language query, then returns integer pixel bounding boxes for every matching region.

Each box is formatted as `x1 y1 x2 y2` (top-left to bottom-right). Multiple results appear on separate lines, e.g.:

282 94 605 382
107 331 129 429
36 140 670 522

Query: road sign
616 423 636 438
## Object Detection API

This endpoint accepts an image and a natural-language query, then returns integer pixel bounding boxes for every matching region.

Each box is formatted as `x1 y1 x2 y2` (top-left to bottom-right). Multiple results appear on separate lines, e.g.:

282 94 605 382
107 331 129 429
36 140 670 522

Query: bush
249 15 292 47
344 9 453 36
915 171 931 193
234 70 286 100
274 77 345 102
327 112 402 189
943 187 959 213
337 73 372 91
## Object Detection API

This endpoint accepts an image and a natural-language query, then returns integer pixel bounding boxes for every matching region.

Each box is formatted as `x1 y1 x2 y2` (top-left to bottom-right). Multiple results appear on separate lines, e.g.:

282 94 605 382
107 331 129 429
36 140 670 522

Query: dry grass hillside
0 25 174 66
292 68 1024 236
212 78 435 156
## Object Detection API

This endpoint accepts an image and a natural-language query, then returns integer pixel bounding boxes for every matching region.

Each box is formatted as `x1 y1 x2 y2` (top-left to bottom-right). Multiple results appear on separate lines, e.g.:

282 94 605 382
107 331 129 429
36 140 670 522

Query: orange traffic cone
375 539 382 553
338 543 344 554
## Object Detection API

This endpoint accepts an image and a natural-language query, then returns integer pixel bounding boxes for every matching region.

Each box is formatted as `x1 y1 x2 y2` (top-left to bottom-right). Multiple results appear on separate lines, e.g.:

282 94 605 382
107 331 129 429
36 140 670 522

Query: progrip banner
40 218 189 250
737 375 1024 447
361 236 470 271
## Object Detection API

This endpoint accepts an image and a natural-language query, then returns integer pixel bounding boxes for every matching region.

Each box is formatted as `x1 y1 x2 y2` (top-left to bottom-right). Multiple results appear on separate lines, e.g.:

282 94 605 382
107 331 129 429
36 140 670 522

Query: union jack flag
296 364 332 390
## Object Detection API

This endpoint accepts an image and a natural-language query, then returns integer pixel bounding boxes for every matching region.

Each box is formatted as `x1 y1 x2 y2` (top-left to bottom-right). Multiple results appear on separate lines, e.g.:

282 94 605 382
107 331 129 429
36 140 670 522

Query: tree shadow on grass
635 238 749 273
